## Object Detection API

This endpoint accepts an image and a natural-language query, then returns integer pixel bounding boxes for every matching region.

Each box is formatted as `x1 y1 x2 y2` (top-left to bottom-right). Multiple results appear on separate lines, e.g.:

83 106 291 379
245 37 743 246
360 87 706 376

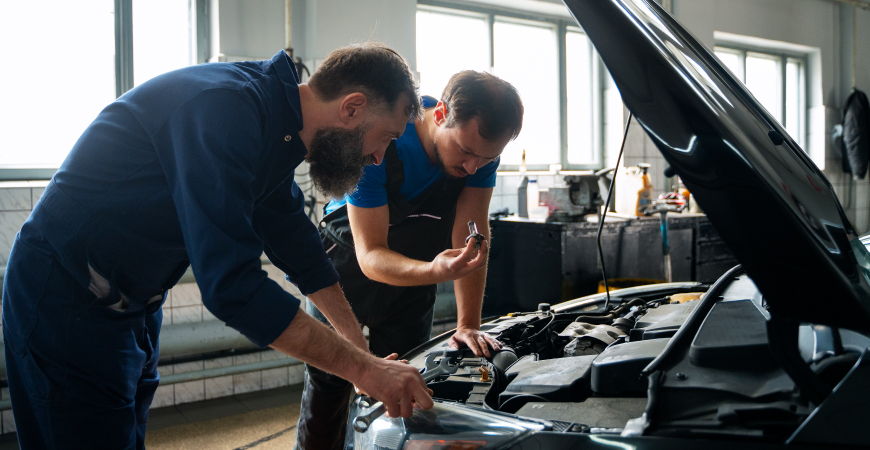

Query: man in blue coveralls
298 71 524 449
2 43 433 449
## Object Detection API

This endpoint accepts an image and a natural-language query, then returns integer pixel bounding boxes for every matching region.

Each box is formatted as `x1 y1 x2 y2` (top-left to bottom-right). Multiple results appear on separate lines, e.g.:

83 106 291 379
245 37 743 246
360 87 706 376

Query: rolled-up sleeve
253 180 339 295
154 88 300 348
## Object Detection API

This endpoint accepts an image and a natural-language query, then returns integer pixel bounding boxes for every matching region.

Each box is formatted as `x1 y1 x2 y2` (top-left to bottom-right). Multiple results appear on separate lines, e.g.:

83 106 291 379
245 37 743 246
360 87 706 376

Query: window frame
714 43 808 149
0 0 210 180
418 0 606 171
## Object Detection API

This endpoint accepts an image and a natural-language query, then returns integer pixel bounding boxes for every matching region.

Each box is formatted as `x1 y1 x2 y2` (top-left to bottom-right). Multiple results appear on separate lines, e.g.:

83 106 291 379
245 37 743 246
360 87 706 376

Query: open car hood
564 0 870 332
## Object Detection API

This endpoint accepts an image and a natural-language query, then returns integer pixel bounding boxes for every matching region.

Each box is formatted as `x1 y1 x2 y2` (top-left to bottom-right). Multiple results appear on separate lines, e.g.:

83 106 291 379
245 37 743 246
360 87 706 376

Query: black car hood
564 0 870 333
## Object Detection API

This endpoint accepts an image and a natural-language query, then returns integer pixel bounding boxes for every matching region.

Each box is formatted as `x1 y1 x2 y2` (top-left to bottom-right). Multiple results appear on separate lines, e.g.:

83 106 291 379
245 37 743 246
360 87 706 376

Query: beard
433 141 463 178
307 123 374 199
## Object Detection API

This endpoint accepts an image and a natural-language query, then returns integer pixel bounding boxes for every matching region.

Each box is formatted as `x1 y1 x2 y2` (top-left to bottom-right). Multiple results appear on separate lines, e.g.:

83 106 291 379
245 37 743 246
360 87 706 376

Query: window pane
714 47 744 83
416 8 489 100
785 59 804 147
494 19 560 166
745 53 782 123
134 0 195 86
566 31 594 165
0 1 115 166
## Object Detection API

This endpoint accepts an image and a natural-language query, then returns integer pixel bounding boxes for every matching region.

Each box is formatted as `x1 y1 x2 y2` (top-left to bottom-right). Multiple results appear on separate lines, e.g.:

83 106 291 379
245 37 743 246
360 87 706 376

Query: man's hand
355 355 434 418
448 326 502 358
429 238 488 282
355 353 406 395
271 311 432 419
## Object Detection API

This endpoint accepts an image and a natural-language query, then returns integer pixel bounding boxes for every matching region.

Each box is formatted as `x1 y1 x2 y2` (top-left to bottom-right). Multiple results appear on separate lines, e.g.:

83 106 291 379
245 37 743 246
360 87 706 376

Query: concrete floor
0 321 459 449
146 385 304 450
0 385 305 450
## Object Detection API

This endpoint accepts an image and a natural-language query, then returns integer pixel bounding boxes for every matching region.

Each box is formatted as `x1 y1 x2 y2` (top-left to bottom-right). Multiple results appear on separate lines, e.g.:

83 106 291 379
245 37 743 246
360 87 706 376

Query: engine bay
404 271 870 442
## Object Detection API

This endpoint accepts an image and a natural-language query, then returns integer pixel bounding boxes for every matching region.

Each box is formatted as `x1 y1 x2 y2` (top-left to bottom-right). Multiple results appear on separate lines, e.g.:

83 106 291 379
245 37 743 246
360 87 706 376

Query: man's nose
371 146 387 165
463 158 480 175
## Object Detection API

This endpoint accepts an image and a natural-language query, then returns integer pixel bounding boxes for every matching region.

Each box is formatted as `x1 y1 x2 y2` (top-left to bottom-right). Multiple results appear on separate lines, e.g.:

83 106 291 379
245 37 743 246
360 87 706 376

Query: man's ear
433 101 448 127
339 92 368 126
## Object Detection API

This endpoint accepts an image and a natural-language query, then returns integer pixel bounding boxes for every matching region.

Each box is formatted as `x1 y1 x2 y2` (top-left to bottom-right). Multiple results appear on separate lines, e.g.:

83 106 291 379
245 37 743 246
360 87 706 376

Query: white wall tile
0 189 32 211
170 283 202 307
151 384 175 408
173 361 205 404
261 367 290 389
202 307 218 322
487 196 503 214
233 353 262 394
289 364 306 385
492 177 506 196
0 211 31 265
2 410 16 434
205 357 234 399
502 194 518 214
171 305 203 324
32 187 45 206
260 349 288 361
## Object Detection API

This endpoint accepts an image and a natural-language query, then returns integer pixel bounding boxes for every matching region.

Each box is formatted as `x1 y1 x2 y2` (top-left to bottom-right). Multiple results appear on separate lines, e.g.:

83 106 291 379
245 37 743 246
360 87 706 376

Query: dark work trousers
294 143 466 450
2 236 163 450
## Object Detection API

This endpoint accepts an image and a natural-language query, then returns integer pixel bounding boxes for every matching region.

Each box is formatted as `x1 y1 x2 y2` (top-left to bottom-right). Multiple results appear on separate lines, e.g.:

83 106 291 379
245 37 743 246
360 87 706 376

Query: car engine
403 269 870 441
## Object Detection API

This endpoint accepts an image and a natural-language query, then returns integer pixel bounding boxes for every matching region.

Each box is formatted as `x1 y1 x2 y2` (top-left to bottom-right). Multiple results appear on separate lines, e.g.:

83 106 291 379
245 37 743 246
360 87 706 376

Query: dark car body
344 0 870 448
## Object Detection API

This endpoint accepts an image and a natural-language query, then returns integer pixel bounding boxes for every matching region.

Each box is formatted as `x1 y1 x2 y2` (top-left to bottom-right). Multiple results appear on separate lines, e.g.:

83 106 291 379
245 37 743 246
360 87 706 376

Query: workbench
483 213 736 315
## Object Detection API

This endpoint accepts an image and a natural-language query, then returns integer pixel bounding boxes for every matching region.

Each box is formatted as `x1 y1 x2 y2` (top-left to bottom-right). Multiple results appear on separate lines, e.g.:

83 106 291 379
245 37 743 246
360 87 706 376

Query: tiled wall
0 182 46 267
149 263 309 411
0 182 48 434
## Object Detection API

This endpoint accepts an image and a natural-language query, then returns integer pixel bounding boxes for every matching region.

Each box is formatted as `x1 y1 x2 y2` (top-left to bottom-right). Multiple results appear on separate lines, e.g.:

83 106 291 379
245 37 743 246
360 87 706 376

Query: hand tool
465 220 484 249
352 352 460 433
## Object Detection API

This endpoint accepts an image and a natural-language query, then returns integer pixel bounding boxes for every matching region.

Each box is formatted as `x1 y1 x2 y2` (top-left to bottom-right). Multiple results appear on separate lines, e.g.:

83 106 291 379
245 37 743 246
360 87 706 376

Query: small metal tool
352 353 460 433
465 220 484 249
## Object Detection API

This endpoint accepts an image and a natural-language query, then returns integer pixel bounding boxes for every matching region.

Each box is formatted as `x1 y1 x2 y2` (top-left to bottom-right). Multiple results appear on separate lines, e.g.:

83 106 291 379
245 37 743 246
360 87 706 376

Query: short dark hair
308 43 421 119
441 71 524 141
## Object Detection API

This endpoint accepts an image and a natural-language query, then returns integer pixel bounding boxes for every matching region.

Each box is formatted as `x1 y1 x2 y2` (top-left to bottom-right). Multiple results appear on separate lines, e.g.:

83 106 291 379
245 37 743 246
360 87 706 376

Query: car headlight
350 399 546 450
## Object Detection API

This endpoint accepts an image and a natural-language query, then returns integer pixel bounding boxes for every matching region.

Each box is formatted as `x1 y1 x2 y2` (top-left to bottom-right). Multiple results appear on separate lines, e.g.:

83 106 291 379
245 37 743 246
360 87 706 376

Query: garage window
715 46 807 149
416 4 609 170
0 0 205 173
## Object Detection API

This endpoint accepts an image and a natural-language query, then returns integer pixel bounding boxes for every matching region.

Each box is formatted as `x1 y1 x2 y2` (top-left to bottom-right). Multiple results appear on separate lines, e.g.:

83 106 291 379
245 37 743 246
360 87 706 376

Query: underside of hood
563 0 870 333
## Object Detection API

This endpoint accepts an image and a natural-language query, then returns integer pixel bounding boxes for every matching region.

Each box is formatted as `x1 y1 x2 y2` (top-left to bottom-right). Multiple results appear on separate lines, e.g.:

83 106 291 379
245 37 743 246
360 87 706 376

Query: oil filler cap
537 303 551 313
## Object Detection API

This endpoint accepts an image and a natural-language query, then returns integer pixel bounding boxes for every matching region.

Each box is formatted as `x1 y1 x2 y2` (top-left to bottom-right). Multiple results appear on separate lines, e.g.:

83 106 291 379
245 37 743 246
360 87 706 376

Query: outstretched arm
348 203 488 287
306 282 368 352
270 308 432 418
447 187 501 357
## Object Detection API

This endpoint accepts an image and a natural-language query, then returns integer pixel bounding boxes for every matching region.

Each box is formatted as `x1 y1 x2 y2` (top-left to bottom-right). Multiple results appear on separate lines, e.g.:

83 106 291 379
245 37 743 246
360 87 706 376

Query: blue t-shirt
326 119 499 214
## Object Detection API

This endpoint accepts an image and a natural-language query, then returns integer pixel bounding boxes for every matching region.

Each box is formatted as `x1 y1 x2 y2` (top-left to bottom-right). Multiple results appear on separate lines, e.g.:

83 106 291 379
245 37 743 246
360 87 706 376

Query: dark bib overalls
295 143 465 450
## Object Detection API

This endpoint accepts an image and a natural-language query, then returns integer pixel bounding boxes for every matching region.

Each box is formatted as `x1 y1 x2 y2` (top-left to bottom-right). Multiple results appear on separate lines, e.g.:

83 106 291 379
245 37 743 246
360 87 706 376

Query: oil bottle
636 163 653 216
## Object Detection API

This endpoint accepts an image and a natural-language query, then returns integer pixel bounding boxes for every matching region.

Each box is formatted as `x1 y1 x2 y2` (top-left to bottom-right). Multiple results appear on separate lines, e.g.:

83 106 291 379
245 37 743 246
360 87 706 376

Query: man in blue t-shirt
298 71 524 450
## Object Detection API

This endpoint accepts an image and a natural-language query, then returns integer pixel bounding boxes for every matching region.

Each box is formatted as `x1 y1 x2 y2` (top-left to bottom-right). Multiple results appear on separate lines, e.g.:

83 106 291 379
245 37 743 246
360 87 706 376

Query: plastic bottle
636 163 653 216
517 176 529 217
517 150 529 218
527 179 548 221
527 179 540 220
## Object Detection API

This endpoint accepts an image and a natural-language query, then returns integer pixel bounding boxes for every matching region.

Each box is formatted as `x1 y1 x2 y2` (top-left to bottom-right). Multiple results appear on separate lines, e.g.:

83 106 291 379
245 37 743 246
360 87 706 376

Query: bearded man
1 43 432 450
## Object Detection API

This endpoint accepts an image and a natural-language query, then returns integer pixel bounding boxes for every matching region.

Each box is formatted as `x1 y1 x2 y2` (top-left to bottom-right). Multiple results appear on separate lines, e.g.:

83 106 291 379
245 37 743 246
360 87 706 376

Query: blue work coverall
1 50 337 449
